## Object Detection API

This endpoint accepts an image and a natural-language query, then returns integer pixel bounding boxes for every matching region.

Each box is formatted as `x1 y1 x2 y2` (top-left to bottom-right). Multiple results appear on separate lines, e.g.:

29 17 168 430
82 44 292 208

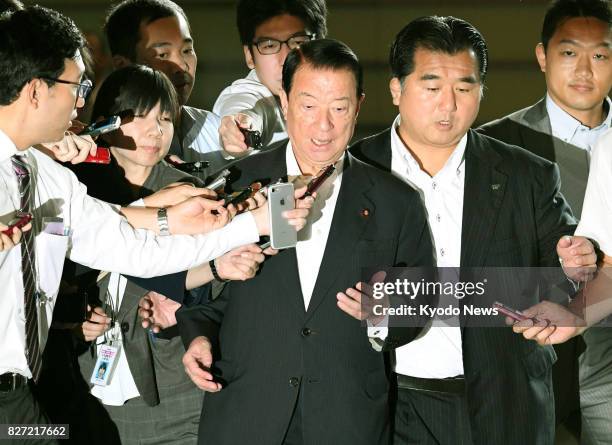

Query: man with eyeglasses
0 5 310 435
214 0 327 158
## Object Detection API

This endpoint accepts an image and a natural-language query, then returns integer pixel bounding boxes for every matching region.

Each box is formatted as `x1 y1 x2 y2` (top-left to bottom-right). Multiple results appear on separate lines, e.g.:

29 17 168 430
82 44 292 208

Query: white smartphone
268 182 297 249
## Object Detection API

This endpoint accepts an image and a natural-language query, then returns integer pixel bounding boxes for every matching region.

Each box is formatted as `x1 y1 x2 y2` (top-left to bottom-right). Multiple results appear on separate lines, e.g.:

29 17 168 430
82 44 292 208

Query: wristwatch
157 208 170 236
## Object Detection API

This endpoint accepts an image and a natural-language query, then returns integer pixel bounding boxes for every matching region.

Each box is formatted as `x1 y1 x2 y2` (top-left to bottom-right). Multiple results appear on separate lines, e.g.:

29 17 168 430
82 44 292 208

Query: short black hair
237 0 327 45
104 0 189 61
91 64 179 127
0 5 85 106
542 0 611 49
0 0 23 14
282 38 363 99
389 16 488 83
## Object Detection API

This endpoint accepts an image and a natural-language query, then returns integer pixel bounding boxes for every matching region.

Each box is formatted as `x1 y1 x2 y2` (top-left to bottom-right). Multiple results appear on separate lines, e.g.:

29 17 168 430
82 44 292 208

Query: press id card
90 343 121 386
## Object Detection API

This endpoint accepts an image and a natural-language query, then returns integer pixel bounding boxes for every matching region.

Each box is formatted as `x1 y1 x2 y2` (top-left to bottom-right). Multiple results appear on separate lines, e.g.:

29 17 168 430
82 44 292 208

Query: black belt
0 373 29 392
396 373 465 394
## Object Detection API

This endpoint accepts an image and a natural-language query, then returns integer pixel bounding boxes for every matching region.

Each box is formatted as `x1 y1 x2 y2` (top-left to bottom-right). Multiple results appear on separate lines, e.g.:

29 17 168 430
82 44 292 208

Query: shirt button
432 182 438 190
301 327 312 337
440 248 445 257
289 377 300 387
436 214 441 222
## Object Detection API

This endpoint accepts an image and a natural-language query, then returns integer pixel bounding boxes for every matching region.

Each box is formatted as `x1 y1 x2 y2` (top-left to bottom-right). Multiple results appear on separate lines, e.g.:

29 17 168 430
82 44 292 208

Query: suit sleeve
533 162 577 266
383 189 437 350
177 284 230 349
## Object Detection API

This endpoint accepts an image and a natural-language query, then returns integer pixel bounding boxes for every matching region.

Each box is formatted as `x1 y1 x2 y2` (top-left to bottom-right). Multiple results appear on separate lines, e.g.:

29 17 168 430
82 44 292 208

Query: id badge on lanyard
90 325 122 387
90 273 125 386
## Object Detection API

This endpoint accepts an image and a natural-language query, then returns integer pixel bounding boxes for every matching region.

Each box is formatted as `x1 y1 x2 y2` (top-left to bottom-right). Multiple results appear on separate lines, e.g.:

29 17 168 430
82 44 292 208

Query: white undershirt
371 115 466 378
286 143 343 309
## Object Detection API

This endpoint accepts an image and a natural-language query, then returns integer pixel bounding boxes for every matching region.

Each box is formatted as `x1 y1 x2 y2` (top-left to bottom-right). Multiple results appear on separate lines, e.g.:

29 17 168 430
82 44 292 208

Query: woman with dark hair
42 65 266 445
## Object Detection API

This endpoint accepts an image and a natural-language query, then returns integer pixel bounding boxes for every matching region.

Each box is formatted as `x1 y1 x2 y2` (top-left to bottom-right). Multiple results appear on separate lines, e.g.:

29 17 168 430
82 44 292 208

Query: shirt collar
390 114 467 177
546 93 612 141
285 140 346 178
0 128 20 162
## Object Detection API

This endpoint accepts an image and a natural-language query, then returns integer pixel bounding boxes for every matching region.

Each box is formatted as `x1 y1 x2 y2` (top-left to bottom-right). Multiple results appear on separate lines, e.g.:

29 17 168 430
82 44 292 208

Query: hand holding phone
83 147 111 164
1 212 32 236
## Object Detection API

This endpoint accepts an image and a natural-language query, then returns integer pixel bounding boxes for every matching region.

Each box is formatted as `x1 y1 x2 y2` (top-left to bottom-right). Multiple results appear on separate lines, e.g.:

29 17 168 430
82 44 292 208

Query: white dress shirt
576 128 612 255
370 115 465 378
286 143 343 309
169 106 222 162
0 129 260 378
547 94 612 153
90 273 140 406
213 70 288 149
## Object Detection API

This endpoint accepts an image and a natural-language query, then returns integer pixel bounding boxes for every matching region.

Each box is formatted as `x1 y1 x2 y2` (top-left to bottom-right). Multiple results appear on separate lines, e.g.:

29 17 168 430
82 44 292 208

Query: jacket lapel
516 98 556 162
305 155 375 321
244 145 307 312
460 130 507 267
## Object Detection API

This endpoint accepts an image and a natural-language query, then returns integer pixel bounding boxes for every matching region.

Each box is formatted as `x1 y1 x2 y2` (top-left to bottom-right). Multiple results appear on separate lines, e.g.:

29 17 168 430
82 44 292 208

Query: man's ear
535 43 547 73
243 45 255 70
389 77 403 107
26 78 46 108
355 93 365 119
112 55 132 69
279 88 289 119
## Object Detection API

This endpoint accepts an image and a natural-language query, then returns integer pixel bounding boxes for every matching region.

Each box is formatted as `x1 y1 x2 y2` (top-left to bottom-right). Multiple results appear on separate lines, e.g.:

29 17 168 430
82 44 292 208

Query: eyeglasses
252 33 316 55
42 77 93 100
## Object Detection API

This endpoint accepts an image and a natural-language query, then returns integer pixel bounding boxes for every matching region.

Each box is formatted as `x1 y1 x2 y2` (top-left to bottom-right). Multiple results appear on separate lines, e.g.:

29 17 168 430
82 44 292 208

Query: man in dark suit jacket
177 39 435 445
478 0 611 219
344 16 595 445
478 1 612 441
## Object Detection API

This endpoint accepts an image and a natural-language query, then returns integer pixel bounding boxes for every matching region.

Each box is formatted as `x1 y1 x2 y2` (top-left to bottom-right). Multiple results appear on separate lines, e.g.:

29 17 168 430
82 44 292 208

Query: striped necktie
11 154 42 382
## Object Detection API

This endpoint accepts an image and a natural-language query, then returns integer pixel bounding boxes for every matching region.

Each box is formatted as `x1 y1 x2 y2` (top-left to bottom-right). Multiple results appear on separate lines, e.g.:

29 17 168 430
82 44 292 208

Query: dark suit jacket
178 143 435 445
478 98 590 217
478 99 589 429
350 128 577 445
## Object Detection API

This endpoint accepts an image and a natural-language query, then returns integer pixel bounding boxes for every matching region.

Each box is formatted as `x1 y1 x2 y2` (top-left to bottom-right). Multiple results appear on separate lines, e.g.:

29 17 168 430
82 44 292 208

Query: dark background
38 0 553 139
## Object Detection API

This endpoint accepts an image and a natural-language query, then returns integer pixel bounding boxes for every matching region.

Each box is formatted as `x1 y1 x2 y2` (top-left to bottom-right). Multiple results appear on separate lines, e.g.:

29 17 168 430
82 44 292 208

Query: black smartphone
240 127 263 150
81 116 121 137
222 182 262 208
166 159 210 173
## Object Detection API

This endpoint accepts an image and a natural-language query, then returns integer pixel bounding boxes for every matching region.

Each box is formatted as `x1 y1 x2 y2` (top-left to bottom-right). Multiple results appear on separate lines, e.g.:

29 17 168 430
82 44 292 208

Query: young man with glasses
214 0 327 158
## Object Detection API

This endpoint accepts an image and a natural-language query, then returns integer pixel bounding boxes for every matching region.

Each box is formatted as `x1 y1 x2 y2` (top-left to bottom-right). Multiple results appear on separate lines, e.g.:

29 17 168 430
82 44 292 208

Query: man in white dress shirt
0 6 309 436
347 16 597 445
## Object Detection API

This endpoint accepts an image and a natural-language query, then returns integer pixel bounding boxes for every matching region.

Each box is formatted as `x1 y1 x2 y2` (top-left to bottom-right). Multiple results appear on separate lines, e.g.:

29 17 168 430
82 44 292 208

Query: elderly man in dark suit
176 39 435 445
346 15 596 445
